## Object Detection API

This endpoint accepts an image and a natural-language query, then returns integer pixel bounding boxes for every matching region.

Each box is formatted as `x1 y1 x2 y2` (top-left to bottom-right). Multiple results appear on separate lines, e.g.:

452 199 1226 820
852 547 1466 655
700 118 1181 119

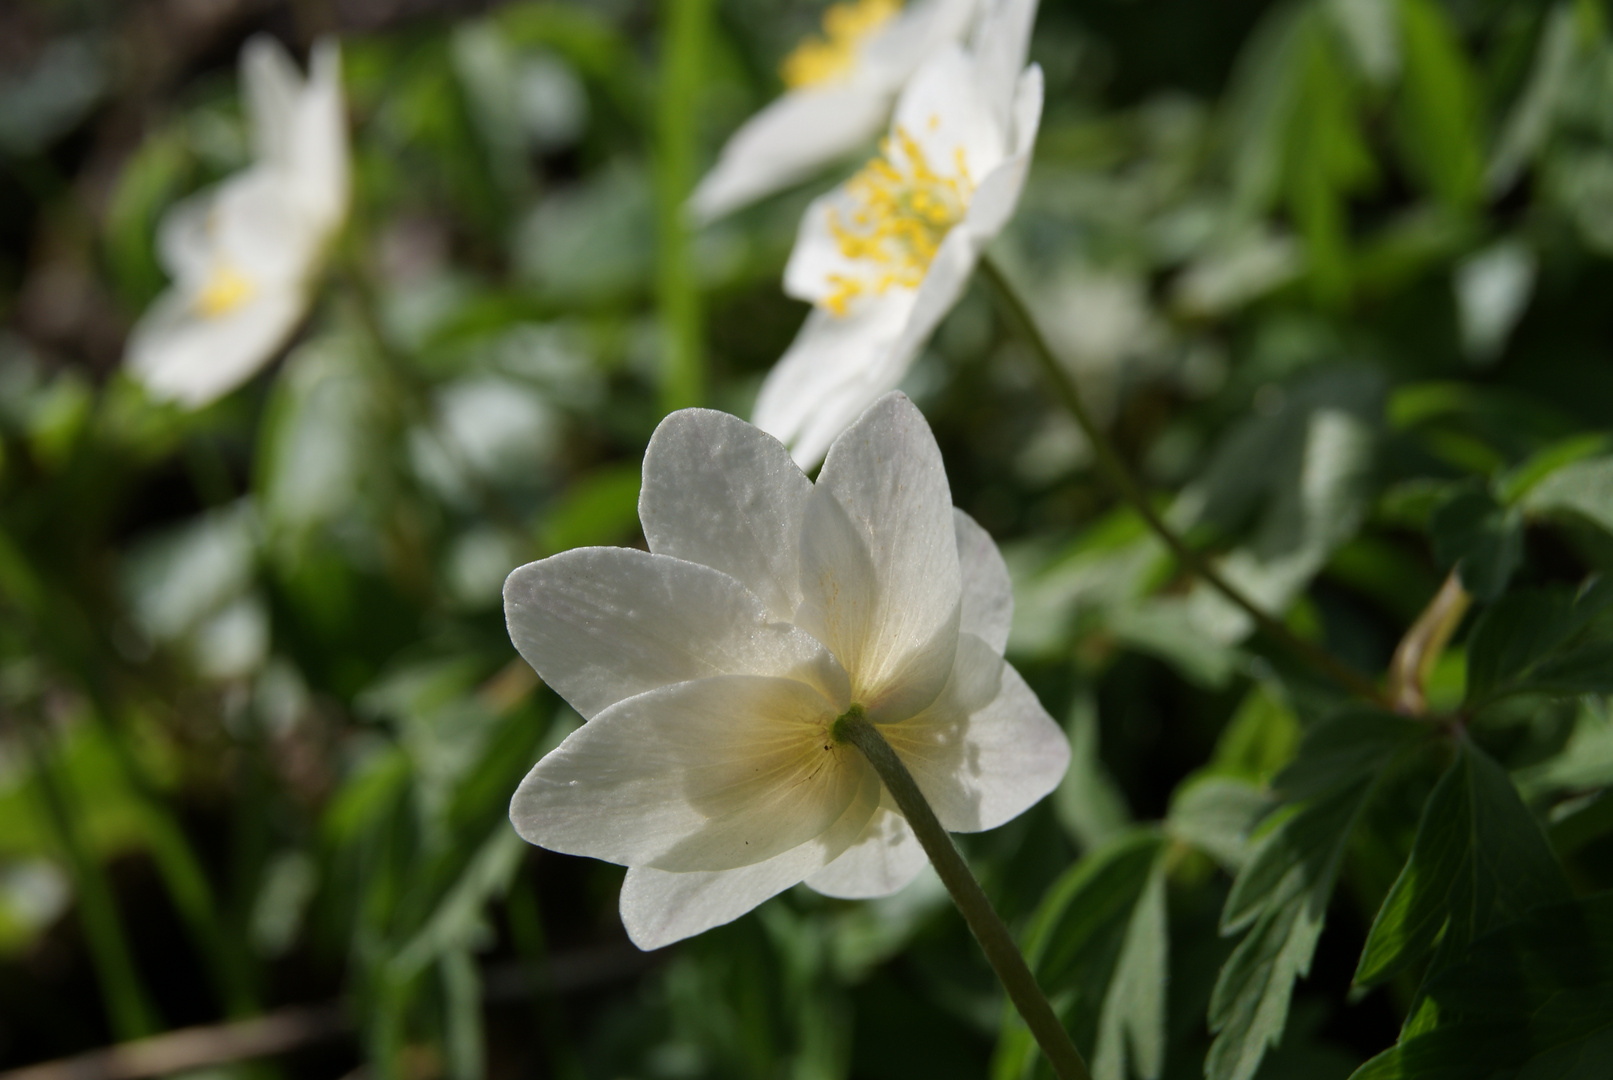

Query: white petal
955 509 1012 652
962 65 1042 243
640 409 811 622
688 83 892 224
798 393 962 721
858 0 980 84
619 760 883 947
242 35 302 172
879 222 978 380
211 170 322 284
804 801 929 898
892 46 1004 181
125 285 306 407
503 547 849 720
620 861 808 950
510 674 876 871
156 189 218 282
286 38 348 229
752 300 916 470
968 0 1041 134
884 633 1068 832
783 183 884 307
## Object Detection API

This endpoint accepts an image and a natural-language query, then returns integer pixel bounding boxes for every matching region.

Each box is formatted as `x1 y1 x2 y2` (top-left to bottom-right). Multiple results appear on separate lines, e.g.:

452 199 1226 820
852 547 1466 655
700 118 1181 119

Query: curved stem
977 256 1386 707
832 709 1092 1080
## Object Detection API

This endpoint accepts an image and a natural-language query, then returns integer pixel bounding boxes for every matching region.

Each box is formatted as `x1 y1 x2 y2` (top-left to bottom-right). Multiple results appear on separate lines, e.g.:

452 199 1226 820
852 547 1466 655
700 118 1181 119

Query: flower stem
654 0 710 413
832 709 1092 1080
976 255 1387 707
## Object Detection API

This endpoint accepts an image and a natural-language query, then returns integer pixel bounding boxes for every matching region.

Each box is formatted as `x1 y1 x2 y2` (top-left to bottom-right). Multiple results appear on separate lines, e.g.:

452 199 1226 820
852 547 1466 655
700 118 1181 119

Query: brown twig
0 947 655 1080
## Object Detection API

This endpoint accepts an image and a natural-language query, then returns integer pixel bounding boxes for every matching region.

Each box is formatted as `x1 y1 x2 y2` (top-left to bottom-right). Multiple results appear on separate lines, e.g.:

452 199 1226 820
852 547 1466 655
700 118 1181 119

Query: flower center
780 0 902 90
822 125 973 316
194 264 257 318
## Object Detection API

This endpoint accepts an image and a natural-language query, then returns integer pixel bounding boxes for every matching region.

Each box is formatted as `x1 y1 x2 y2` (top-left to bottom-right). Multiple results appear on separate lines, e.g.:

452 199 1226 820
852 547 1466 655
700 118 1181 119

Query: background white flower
124 36 348 408
753 0 1042 469
687 0 976 224
504 393 1067 949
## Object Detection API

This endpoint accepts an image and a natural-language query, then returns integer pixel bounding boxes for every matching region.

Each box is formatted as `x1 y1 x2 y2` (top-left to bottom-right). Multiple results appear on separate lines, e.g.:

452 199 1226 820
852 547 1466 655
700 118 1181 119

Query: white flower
688 0 977 223
504 393 1067 949
125 37 348 408
753 0 1043 469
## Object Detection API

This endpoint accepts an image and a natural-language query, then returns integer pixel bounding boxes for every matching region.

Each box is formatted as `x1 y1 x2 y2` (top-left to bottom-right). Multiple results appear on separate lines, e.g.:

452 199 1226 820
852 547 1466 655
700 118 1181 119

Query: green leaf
1053 693 1133 854
1093 857 1168 1080
1354 741 1572 988
1271 708 1428 804
1207 780 1377 1080
1350 893 1613 1080
1391 0 1483 207
1464 577 1613 704
1429 482 1522 601
1521 453 1613 536
1167 776 1272 873
538 462 644 554
993 832 1166 1080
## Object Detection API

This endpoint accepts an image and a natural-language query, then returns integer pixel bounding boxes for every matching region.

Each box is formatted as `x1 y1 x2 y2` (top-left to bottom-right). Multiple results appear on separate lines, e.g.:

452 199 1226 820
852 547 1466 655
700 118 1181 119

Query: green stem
977 255 1386 707
25 721 161 1040
832 709 1092 1080
654 0 710 413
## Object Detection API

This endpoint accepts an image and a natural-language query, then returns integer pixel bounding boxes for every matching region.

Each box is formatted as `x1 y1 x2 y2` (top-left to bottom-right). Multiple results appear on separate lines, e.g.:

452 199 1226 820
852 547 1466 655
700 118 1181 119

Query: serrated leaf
1167 776 1272 873
1094 857 1168 1080
1354 741 1572 988
1207 780 1377 1080
1271 708 1428 804
993 832 1165 1080
1464 577 1613 704
1350 893 1613 1080
1429 483 1522 601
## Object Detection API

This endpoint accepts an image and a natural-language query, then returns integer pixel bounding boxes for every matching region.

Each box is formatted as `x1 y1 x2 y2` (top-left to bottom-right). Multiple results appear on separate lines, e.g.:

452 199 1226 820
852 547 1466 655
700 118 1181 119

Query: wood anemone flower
504 393 1068 949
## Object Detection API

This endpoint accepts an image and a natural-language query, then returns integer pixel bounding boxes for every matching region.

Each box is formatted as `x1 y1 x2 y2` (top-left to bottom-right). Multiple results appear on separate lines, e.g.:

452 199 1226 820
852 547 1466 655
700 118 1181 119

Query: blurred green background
4 0 1613 1078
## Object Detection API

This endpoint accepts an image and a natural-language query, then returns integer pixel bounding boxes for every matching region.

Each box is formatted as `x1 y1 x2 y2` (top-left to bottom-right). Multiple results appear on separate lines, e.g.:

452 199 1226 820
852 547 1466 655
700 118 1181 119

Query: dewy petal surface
510 674 874 871
805 800 929 898
955 509 1013 652
504 547 848 720
639 409 811 623
798 393 961 721
883 633 1068 832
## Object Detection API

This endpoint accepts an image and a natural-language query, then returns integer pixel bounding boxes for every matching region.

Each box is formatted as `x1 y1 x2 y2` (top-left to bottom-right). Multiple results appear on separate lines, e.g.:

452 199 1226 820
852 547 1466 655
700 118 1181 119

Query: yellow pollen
780 0 903 89
822 126 973 316
194 264 257 318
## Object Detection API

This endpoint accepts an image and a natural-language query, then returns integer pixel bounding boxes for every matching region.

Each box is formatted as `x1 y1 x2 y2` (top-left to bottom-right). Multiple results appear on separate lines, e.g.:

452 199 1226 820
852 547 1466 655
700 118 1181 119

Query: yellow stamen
821 125 973 316
780 0 903 89
194 264 257 318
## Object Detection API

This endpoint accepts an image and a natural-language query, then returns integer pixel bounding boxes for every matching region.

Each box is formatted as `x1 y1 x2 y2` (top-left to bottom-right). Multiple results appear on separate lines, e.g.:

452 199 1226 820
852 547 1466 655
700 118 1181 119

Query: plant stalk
24 721 161 1040
833 709 1092 1080
977 255 1386 707
654 0 710 413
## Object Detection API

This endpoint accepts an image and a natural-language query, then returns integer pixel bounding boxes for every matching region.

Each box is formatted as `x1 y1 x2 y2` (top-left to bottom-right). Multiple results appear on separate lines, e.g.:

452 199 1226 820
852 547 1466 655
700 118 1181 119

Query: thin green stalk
977 255 1387 707
832 708 1092 1080
654 0 710 414
25 722 161 1040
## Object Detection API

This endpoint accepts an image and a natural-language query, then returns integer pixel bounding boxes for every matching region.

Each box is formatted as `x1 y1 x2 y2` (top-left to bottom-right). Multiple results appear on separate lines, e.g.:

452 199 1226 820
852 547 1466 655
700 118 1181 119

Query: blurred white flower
753 0 1043 469
688 0 977 223
124 37 348 408
504 393 1067 949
